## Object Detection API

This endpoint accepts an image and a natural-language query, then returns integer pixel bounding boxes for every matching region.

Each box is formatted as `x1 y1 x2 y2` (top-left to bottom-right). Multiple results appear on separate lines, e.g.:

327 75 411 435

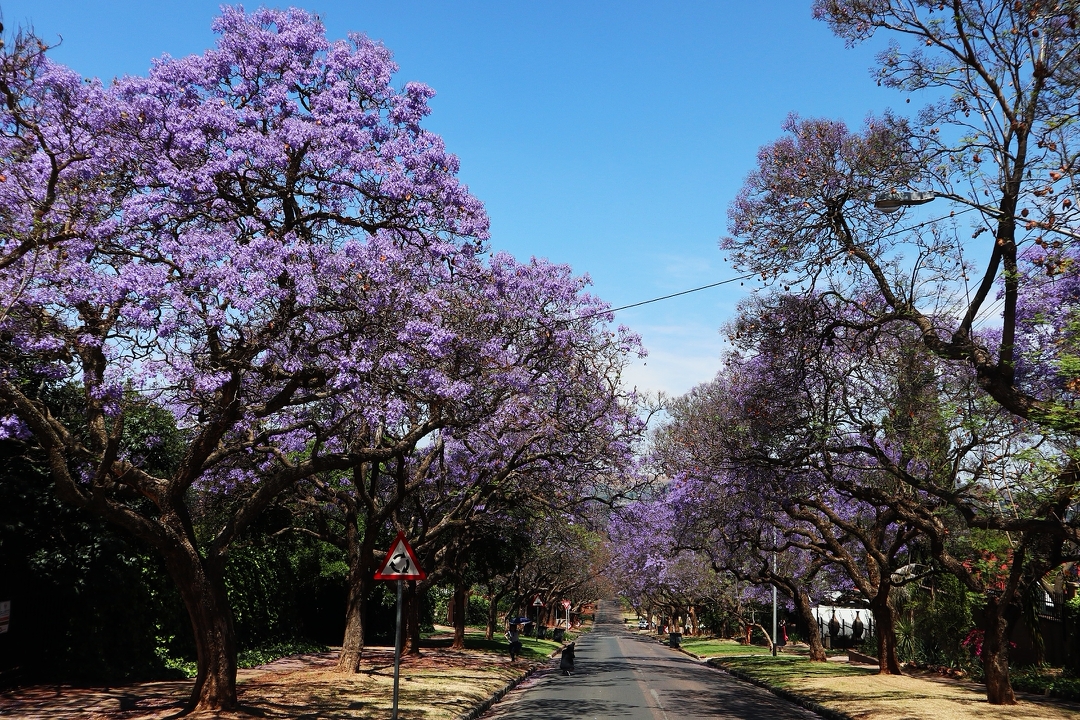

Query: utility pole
772 528 778 657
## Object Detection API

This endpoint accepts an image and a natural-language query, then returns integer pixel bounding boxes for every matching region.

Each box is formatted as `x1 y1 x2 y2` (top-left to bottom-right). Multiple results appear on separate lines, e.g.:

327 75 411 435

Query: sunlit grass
460 631 566 660
709 654 876 689
421 626 579 661
679 637 775 658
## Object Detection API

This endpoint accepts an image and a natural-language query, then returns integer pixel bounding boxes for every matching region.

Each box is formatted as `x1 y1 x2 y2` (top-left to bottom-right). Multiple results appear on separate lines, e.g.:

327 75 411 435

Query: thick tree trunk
336 507 370 673
688 606 699 635
336 576 368 673
451 581 467 649
405 581 422 655
983 601 1018 705
794 589 827 661
486 591 499 640
162 542 238 712
870 590 902 675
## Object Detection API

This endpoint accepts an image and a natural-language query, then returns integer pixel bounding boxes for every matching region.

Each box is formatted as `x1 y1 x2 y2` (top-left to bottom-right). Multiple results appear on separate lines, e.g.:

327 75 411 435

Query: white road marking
649 688 670 719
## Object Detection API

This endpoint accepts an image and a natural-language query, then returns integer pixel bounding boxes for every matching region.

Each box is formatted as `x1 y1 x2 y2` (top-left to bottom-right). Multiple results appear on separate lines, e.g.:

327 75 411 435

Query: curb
455 665 538 720
456 630 589 720
706 659 856 720
649 635 853 720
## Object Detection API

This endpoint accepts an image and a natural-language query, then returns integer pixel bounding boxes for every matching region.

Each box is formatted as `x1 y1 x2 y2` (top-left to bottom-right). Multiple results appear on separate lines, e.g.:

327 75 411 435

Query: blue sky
6 1 908 397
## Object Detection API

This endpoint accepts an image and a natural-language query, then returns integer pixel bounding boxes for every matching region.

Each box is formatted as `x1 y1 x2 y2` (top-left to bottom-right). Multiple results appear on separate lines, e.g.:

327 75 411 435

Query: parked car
637 619 649 629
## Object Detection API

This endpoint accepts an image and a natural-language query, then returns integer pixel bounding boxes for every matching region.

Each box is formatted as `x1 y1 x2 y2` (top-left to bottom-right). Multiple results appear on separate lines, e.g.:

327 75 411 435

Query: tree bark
161 538 238 712
869 590 903 675
486 590 499 640
983 599 1018 705
793 589 827 662
751 623 775 652
336 506 370 673
405 581 422 655
451 581 467 649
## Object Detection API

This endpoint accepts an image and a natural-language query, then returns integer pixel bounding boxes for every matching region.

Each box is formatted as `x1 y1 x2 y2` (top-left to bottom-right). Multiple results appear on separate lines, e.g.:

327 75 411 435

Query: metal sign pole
372 532 425 720
392 578 403 720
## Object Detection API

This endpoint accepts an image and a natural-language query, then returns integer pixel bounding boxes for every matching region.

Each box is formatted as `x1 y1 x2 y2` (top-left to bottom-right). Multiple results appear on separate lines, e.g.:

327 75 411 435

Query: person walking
560 641 576 676
505 624 522 662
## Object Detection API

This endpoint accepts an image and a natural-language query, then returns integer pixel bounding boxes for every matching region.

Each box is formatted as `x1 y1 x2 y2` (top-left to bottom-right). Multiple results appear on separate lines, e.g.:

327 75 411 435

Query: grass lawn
715 654 875 686
453 629 575 661
707 655 1080 720
678 637 778 658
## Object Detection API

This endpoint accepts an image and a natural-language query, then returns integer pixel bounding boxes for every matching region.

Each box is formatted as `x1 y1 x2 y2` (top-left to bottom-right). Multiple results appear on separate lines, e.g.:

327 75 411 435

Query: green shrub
1011 666 1080 701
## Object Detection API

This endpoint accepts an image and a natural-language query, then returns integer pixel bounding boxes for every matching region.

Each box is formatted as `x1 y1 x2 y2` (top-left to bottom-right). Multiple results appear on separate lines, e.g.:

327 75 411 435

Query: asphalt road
481 600 817 720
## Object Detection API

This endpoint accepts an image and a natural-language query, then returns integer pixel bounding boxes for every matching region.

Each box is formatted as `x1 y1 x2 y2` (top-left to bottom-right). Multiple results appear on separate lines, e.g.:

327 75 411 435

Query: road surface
482 600 817 720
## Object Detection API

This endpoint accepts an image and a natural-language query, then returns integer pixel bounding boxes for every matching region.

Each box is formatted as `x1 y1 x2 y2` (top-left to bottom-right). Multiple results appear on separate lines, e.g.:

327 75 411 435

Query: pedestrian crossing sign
374 532 426 580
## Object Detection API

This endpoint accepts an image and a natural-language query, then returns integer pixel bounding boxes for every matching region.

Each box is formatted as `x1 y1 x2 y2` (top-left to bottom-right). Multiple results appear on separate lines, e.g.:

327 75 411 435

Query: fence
812 605 875 647
1036 590 1066 622
1019 588 1072 666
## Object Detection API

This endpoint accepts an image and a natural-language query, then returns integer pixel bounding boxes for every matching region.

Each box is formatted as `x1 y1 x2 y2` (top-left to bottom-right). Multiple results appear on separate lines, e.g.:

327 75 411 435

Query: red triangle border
373 531 427 581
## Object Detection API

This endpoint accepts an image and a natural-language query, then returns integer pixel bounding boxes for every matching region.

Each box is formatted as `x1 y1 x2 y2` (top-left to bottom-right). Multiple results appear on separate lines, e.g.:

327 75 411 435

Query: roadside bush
1011 666 1080 701
0 439 185 683
466 594 490 626
911 573 979 669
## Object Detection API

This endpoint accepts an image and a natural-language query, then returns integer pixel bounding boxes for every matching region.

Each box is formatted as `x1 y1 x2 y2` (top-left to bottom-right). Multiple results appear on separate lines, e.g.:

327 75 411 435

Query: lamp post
873 190 936 213
772 551 778 656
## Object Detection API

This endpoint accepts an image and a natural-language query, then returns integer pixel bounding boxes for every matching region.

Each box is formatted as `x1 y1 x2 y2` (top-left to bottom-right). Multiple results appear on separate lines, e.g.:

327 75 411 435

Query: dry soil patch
791 670 1080 720
0 648 528 720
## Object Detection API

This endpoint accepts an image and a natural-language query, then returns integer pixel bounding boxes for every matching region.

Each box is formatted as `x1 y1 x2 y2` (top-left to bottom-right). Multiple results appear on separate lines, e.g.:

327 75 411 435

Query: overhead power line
606 274 758 315
565 206 993 324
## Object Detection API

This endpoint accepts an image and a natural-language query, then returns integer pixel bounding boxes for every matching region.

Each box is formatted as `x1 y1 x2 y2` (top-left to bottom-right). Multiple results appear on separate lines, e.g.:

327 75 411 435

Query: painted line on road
649 688 670 720
618 634 670 720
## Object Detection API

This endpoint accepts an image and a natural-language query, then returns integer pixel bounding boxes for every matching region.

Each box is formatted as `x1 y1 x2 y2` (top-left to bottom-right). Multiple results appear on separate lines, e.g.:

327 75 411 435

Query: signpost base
392 578 403 720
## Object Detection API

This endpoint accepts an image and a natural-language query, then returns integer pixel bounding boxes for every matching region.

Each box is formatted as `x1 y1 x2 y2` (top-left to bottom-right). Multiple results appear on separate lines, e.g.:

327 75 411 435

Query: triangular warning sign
373 532 426 581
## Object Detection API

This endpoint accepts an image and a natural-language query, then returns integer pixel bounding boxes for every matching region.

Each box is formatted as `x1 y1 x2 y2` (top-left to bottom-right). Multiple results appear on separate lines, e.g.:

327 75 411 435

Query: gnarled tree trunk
870 590 902 675
405 581 422 655
451 581 467 649
983 599 1018 705
336 506 371 673
793 588 827 661
160 533 238 712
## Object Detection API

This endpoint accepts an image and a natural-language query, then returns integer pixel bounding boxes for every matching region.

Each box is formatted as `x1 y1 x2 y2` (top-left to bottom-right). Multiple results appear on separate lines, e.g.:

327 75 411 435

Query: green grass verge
237 639 329 668
157 639 330 679
419 626 578 660
708 654 875 690
678 637 776 658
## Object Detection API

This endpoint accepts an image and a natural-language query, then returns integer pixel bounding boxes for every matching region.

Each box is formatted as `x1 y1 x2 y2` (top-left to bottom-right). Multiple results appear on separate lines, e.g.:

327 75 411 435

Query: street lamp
873 190 936 213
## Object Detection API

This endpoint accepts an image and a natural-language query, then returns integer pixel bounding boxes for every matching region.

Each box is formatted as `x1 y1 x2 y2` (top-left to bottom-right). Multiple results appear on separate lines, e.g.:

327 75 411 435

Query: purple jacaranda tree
726 289 1080 701
0 24 122 321
0 7 491 711
284 254 648 668
607 497 683 626
668 471 834 658
651 385 838 662
395 285 647 647
1014 242 1080 420
608 490 752 641
725 1 1080 436
716 298 936 673
496 509 613 630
